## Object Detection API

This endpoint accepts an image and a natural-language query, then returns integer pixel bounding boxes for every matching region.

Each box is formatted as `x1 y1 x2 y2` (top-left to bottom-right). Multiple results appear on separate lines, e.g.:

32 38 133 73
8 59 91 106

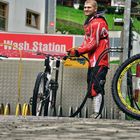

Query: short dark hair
85 0 98 8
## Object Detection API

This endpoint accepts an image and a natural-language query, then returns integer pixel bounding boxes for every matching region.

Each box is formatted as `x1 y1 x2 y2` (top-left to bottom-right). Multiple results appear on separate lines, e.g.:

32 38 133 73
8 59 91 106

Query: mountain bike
31 52 64 116
31 51 90 117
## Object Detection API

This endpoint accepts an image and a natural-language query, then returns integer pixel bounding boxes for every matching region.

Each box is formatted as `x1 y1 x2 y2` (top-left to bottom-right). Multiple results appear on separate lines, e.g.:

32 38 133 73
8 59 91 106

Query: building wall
1 0 46 33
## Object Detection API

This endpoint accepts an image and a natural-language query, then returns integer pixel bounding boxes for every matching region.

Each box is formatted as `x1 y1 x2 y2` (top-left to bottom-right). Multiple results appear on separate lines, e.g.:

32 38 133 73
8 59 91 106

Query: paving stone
0 116 140 140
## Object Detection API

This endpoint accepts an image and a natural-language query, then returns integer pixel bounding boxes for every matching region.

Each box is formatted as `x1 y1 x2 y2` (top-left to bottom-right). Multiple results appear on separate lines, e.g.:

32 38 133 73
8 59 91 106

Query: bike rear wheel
112 54 140 120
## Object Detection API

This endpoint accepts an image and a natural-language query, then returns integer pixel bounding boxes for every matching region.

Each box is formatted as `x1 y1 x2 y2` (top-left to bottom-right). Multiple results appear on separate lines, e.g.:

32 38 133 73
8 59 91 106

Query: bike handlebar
34 51 89 62
36 51 67 57
0 55 8 58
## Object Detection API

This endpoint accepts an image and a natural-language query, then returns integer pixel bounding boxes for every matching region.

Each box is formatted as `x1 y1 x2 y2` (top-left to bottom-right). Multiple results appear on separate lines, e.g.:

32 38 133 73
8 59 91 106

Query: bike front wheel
32 72 49 116
112 54 140 120
32 72 57 116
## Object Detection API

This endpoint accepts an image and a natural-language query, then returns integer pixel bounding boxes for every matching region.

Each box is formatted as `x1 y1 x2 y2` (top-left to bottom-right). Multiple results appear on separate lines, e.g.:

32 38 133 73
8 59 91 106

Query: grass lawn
56 5 86 25
56 5 140 34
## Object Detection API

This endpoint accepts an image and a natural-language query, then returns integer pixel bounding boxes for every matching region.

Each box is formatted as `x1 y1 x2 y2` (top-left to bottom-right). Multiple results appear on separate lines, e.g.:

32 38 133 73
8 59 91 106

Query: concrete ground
0 116 140 140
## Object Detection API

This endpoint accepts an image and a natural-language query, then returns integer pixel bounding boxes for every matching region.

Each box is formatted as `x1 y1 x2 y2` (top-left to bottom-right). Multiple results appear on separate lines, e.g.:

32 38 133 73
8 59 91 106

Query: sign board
0 32 73 59
0 32 88 68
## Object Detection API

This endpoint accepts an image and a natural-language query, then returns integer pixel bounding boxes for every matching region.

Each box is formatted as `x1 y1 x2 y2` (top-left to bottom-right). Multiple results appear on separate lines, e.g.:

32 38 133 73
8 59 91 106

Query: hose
69 49 111 118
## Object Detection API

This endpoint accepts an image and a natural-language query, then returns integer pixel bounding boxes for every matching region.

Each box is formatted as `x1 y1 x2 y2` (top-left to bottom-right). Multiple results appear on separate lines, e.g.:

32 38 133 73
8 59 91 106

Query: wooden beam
121 0 131 120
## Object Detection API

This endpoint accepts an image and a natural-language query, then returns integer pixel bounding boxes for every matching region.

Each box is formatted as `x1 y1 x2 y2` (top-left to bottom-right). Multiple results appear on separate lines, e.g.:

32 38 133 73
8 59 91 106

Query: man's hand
68 49 76 56
67 48 79 57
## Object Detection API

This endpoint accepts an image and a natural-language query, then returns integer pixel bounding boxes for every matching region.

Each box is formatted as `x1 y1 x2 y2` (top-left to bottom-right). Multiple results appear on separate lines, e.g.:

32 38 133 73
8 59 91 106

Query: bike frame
44 55 60 116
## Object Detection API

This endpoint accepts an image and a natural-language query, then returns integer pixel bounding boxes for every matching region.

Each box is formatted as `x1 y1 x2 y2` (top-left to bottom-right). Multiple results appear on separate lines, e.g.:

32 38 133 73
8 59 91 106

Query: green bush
106 6 116 14
137 16 140 21
106 6 124 15
79 3 84 10
118 7 124 15
98 5 106 12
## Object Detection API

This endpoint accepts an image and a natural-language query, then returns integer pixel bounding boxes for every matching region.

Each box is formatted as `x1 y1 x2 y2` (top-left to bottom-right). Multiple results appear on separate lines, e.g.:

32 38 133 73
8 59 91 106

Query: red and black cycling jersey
77 14 109 68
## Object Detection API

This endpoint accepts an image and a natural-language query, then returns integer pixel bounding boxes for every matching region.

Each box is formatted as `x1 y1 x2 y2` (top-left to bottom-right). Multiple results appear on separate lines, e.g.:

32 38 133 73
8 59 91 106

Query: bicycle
31 52 63 116
31 51 91 117
111 17 140 120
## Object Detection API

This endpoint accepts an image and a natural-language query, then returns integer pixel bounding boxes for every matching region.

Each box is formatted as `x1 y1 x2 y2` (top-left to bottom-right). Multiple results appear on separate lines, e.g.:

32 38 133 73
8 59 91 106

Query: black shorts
87 66 108 96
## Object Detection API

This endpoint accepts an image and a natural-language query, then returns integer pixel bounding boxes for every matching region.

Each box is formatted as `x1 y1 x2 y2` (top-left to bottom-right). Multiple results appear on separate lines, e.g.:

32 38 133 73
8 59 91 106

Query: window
0 2 8 31
26 10 40 29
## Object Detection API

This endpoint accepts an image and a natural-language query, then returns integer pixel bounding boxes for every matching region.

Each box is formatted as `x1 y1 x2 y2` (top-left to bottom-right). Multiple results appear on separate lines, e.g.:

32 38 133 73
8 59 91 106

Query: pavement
0 116 140 140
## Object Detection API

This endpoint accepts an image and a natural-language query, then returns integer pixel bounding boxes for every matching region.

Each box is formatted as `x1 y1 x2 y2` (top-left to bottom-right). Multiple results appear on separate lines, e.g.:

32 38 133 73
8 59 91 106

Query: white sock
94 93 102 113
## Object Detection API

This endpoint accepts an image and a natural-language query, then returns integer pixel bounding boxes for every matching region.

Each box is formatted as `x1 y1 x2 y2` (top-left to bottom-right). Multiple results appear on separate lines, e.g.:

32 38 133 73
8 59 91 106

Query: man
68 0 109 118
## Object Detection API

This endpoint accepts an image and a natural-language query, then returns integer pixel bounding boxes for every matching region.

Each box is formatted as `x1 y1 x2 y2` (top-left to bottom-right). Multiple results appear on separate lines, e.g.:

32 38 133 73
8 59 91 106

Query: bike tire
32 72 48 116
112 54 140 120
45 79 57 116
